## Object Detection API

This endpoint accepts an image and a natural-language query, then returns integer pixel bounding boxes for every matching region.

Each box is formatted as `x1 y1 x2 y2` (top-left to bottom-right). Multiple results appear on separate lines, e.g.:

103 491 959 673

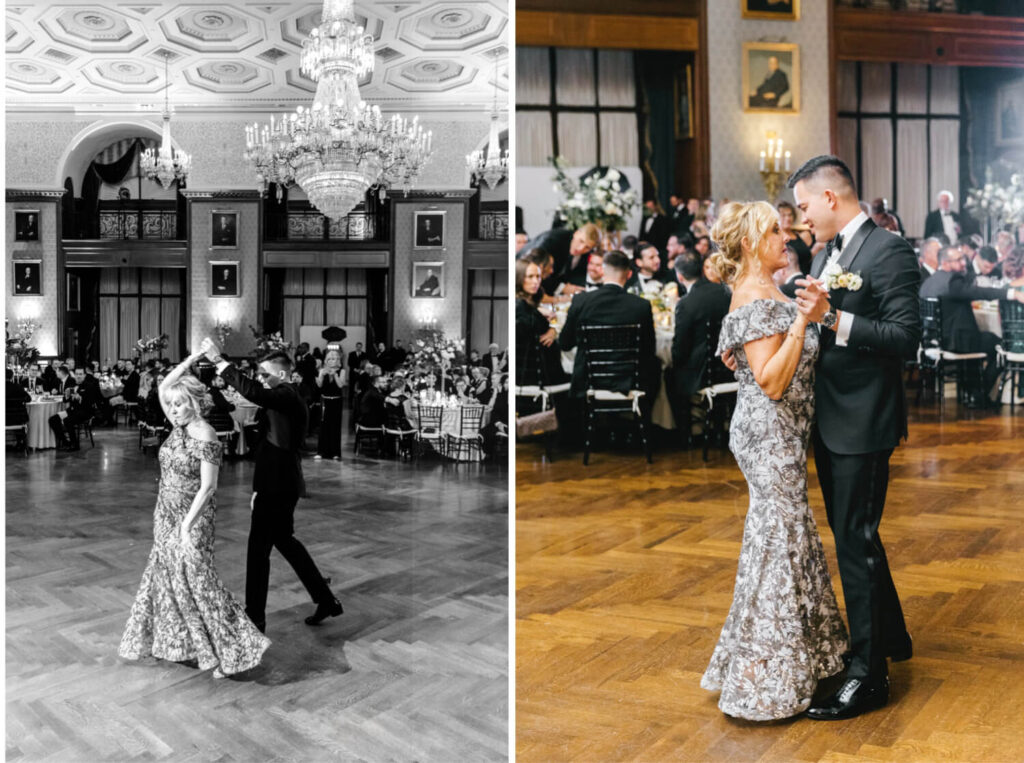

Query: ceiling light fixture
140 52 191 189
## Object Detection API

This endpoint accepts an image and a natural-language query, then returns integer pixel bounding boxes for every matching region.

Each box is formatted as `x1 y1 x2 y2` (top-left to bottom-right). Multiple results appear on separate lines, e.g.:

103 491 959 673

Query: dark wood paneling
261 249 389 268
516 0 700 15
517 11 699 51
63 241 188 268
835 8 1024 67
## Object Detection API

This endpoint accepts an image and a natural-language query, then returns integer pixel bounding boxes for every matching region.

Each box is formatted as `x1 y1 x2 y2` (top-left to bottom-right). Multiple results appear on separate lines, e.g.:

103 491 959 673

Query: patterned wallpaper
391 198 466 344
6 116 492 192
187 198 261 357
5 201 61 356
707 3 831 204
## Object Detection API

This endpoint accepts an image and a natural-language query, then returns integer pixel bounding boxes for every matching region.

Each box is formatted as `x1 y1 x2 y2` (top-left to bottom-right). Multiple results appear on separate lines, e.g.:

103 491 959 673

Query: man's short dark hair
602 250 632 272
978 245 999 264
634 241 656 261
58 365 70 376
787 154 857 196
523 248 552 266
260 350 294 371
939 245 962 265
674 250 703 281
622 234 638 250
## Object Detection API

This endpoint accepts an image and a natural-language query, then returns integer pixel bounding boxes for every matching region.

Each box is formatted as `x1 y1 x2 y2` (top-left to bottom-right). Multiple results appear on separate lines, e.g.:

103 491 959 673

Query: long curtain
118 299 140 359
161 299 181 359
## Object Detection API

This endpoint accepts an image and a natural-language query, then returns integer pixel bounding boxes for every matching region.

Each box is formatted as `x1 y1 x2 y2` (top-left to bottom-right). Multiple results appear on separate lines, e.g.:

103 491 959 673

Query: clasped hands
199 337 222 363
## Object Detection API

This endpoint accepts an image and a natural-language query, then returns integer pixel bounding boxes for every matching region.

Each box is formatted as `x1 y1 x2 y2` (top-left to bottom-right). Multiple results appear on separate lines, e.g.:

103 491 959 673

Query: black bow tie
831 233 844 253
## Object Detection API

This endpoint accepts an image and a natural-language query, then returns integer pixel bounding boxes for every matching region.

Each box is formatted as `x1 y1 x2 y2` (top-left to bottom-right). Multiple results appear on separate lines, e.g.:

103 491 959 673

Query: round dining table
228 401 261 455
411 401 490 461
25 397 66 450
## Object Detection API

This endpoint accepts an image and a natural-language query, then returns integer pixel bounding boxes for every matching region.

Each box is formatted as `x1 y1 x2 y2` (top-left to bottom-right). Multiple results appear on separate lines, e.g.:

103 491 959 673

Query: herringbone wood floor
6 425 508 762
516 401 1024 762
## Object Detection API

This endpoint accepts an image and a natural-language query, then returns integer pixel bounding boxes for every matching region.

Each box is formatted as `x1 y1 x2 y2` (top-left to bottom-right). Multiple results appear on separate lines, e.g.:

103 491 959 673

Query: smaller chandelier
467 64 508 190
141 52 191 189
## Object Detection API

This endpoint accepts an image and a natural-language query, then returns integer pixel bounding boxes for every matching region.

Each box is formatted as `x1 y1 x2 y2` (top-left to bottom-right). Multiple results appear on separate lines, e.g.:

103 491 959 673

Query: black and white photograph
414 210 445 248
5 2 509 761
12 259 41 295
14 210 40 241
211 210 238 248
209 261 239 297
412 261 445 297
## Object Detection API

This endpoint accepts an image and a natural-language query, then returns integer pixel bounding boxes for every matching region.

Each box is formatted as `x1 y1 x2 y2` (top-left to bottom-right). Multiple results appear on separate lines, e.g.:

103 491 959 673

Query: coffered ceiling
5 1 509 115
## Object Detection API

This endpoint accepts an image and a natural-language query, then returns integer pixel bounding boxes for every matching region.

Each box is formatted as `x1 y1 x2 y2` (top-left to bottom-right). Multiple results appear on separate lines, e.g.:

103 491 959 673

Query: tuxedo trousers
245 487 333 623
813 431 909 683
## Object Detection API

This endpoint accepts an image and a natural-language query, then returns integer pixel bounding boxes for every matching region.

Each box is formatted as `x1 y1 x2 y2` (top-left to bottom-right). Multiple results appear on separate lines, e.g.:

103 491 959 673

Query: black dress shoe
304 597 343 625
806 677 889 720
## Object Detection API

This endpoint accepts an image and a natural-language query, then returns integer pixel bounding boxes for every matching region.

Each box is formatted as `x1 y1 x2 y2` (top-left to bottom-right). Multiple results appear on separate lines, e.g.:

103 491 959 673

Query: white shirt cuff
215 360 230 373
1008 289 1016 300
834 310 855 347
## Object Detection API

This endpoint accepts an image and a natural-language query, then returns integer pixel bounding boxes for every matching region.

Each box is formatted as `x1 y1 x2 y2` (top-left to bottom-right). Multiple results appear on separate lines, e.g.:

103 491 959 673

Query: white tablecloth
973 302 1001 336
229 403 260 455
26 399 65 450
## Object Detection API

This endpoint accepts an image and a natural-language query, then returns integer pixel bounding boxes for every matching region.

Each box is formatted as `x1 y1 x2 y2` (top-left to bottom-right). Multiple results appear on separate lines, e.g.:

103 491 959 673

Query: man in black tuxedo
627 242 672 294
202 338 342 633
120 359 141 402
348 342 367 375
920 246 1024 405
294 342 318 386
559 251 658 400
638 201 672 254
566 252 604 292
923 190 966 242
19 363 43 394
49 368 100 451
53 364 75 395
671 196 698 238
790 155 921 720
667 251 731 424
481 342 507 376
40 360 59 393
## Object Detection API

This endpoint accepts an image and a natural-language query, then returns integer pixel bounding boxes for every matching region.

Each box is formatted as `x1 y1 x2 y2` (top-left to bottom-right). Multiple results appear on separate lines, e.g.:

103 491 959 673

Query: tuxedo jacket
19 376 44 393
638 214 672 253
671 207 694 238
40 367 58 392
347 351 367 371
670 279 732 397
923 209 961 241
523 228 573 294
810 219 921 455
220 364 307 497
559 284 657 397
121 370 141 400
919 270 1007 353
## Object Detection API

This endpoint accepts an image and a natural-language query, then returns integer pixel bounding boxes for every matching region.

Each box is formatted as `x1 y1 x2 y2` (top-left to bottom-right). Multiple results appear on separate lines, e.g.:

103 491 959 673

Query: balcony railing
477 210 509 241
265 208 387 242
99 210 178 240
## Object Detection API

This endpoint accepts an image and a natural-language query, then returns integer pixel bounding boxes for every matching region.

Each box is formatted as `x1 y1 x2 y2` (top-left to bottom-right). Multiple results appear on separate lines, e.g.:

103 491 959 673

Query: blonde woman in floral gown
119 351 269 678
700 201 848 720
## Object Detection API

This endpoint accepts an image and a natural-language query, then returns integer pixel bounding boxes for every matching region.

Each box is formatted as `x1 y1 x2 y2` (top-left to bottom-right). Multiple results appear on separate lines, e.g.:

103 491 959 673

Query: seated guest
620 234 639 262
919 237 942 280
40 360 59 393
6 369 30 426
559 250 658 400
694 235 712 260
774 245 805 299
356 367 386 427
480 373 509 458
53 364 75 395
469 366 491 402
523 248 569 305
668 251 732 426
19 363 43 394
515 259 569 387
120 359 141 402
558 223 603 296
920 245 1024 406
49 368 101 450
482 342 507 375
384 376 416 430
143 372 171 428
453 376 475 404
1004 245 1024 286
566 251 604 292
467 349 482 367
628 242 672 294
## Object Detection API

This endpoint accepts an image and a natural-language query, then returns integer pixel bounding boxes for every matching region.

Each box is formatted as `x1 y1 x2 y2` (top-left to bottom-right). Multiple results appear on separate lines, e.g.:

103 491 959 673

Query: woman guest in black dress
314 348 346 460
515 259 568 388
777 200 814 276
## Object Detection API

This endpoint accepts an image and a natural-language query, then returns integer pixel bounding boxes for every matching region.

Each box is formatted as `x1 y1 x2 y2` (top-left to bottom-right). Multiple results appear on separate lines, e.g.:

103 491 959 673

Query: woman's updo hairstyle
161 373 213 421
708 200 779 285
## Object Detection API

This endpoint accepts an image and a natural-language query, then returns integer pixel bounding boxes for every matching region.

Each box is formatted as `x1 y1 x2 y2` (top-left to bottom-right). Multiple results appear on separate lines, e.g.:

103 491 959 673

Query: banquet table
973 301 1001 336
228 401 260 455
411 401 490 461
25 398 65 450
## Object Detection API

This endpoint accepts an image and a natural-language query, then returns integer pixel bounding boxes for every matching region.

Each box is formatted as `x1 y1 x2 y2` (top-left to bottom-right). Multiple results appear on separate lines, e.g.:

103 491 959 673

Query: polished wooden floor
6 423 508 762
516 399 1024 762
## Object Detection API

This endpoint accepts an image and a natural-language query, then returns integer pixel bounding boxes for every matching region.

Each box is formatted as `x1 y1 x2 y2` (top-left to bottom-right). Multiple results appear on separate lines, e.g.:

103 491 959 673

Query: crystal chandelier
141 52 191 189
466 63 508 190
244 0 432 219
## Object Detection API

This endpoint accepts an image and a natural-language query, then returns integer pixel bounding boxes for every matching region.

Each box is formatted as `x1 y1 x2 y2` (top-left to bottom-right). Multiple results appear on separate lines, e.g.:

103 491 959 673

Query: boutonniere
822 262 863 292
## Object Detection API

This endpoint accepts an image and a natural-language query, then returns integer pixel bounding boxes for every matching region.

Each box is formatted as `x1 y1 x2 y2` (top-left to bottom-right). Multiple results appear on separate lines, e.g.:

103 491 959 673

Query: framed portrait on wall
742 0 799 21
743 42 800 114
67 272 81 311
414 210 445 249
674 64 695 140
14 210 40 242
210 261 240 297
211 210 238 248
12 260 41 295
412 262 444 298
996 80 1024 147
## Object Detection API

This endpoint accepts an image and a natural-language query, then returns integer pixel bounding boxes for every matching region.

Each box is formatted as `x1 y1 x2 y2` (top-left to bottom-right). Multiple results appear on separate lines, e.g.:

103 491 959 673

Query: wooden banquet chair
354 422 384 456
919 297 986 415
446 404 485 462
415 403 445 457
693 319 738 461
382 405 417 460
514 336 568 462
578 323 652 466
997 299 1024 410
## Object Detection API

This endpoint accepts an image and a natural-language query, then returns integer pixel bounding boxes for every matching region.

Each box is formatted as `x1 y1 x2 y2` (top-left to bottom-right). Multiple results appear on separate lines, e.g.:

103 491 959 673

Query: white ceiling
5 1 509 116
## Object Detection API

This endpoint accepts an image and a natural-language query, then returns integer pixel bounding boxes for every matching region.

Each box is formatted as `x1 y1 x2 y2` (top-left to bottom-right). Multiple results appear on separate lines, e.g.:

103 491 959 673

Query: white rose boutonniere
823 263 863 292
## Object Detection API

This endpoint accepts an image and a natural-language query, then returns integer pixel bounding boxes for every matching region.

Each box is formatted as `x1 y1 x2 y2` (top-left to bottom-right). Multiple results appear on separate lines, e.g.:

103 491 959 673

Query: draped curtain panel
100 297 118 366
119 299 140 359
599 113 639 168
326 268 346 295
469 301 493 356
120 268 139 294
930 66 960 114
897 120 929 238
347 300 367 327
140 298 161 350
930 120 960 206
140 267 161 294
837 61 858 113
302 299 325 327
161 299 181 360
557 113 598 168
638 52 678 212
516 47 550 106
325 299 347 325
860 119 894 205
516 111 553 167
282 298 303 348
99 267 119 294
897 64 928 114
346 269 367 296
303 269 325 295
161 269 181 294
283 268 304 296
837 118 859 171
597 51 635 107
555 49 596 106
860 63 891 113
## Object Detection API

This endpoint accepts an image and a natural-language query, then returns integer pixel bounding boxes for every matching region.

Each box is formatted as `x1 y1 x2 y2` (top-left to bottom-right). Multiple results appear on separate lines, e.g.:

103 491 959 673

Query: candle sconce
759 130 791 201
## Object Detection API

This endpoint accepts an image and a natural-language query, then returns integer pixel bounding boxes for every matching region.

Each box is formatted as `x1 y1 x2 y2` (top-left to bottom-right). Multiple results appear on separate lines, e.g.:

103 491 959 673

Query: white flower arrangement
965 162 1024 233
822 262 863 292
550 156 639 233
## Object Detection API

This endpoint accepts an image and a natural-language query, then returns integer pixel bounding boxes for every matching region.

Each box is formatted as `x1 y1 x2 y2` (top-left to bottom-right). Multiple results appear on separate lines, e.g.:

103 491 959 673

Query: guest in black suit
202 338 342 633
920 245 1024 404
970 244 1000 284
49 368 101 451
120 359 141 402
668 251 731 424
627 242 672 294
638 201 672 254
918 237 942 282
558 250 658 400
524 228 573 295
294 343 318 386
53 365 75 396
923 190 965 242
19 364 43 394
774 245 805 299
347 342 366 404
778 200 814 275
789 155 921 720
40 360 59 393
566 251 604 292
555 224 603 296
6 369 30 426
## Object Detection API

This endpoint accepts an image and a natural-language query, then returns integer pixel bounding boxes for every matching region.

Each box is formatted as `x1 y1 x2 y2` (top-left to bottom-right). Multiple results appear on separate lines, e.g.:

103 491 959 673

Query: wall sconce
759 131 791 201
418 313 439 330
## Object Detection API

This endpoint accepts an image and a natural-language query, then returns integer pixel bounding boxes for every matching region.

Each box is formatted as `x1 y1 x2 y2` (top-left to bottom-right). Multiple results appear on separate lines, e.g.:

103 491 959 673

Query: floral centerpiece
249 325 293 358
6 318 40 366
965 161 1024 238
408 328 466 399
136 333 169 358
550 156 639 237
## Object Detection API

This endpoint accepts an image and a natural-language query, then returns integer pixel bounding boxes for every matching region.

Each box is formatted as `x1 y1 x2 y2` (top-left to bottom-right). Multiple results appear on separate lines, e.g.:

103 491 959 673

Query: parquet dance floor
6 426 508 762
516 403 1024 762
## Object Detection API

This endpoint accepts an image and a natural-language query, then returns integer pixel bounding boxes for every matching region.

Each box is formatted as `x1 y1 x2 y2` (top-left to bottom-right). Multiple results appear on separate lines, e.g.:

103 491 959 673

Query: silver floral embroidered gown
119 426 270 676
701 299 848 721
